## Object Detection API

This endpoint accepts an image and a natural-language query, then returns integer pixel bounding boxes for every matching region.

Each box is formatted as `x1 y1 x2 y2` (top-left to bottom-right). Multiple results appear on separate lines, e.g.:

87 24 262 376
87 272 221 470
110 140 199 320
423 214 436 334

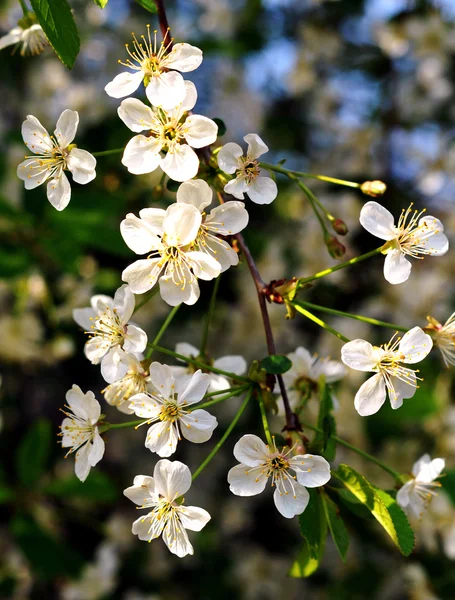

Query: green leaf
12 515 84 580
334 465 414 556
212 118 227 136
298 488 327 560
289 542 319 578
134 0 158 13
260 354 292 375
44 470 117 503
16 419 52 487
335 488 375 520
311 376 337 460
93 0 109 6
321 491 349 562
29 0 80 69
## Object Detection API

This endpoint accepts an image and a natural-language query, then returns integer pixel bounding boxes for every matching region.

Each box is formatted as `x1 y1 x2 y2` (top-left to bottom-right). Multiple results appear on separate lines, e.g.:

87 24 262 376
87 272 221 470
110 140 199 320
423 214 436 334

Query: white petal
228 463 268 496
153 459 192 500
224 177 248 199
288 347 313 377
159 271 200 306
396 481 412 508
359 201 397 240
165 43 203 72
273 482 309 518
160 144 199 182
131 513 165 541
138 207 166 233
122 135 163 175
124 475 156 506
0 28 22 50
105 70 144 99
118 98 156 132
100 348 130 383
163 202 202 246
233 434 270 467
354 373 387 416
122 258 162 294
398 326 433 364
128 393 161 419
205 201 249 235
149 362 174 398
180 410 217 442
54 109 79 148
88 431 105 467
383 250 412 285
180 80 198 112
415 457 445 483
186 251 222 281
388 374 416 409
218 142 243 174
145 71 186 109
21 115 53 154
184 115 218 148
204 238 238 272
176 179 213 212
175 342 199 359
113 284 135 322
162 519 193 557
418 216 449 256
66 149 96 185
121 213 162 255
65 385 97 421
247 176 278 205
178 370 211 405
311 359 346 383
177 506 210 531
84 336 109 364
17 159 51 189
290 455 331 487
72 307 97 330
124 324 148 354
74 442 92 482
47 173 71 211
244 133 269 159
341 339 378 371
145 421 179 457
214 355 247 376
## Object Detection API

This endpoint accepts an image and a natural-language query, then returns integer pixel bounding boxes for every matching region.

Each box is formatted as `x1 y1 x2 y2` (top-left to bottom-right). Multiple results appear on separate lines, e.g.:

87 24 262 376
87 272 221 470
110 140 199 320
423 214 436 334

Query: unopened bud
325 235 346 259
360 180 387 197
332 218 348 236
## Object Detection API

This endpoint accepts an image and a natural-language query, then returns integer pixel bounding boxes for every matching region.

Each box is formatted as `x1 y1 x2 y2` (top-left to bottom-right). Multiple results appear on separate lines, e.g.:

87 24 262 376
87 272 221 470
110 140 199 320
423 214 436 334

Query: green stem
257 391 273 445
195 385 251 411
297 300 408 333
99 419 146 432
300 420 401 481
296 178 329 234
146 305 180 359
298 246 384 285
297 179 336 223
260 162 361 189
133 287 160 314
91 148 124 157
292 302 350 343
200 276 221 355
192 390 252 481
150 344 251 383
18 0 29 16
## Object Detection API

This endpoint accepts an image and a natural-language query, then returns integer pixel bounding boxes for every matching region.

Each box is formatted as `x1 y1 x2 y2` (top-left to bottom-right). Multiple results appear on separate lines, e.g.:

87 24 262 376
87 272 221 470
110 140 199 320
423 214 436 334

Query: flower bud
360 180 387 197
332 218 349 236
325 235 346 259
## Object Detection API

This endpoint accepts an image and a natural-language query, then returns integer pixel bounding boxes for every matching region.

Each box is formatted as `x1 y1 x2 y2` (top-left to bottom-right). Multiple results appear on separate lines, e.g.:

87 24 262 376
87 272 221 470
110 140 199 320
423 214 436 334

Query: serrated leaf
336 488 375 520
260 354 292 375
16 419 52 487
30 0 80 68
134 0 158 13
311 376 337 460
289 542 319 578
334 464 414 556
93 0 109 6
298 488 327 560
321 491 349 562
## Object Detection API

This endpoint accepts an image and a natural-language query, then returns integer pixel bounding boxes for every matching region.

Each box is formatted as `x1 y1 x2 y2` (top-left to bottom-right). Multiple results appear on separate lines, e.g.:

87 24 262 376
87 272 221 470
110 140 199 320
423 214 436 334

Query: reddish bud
332 218 349 236
325 235 346 259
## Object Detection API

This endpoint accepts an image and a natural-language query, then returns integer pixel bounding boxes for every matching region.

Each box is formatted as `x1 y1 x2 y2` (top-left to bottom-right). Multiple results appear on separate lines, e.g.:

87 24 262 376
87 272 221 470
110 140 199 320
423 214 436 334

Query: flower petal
138 207 166 233
180 80 198 112
175 342 199 359
159 271 200 306
163 202 202 247
290 454 331 487
233 434 269 467
247 176 278 205
396 481 412 508
165 43 203 72
145 421 179 457
341 339 379 371
178 370 211 405
131 513 165 541
0 28 22 50
214 355 247 376
414 456 445 483
124 474 156 506
74 442 92 482
128 392 162 419
124 324 148 354
122 135 163 175
354 373 387 416
17 159 51 189
224 176 248 199
180 410 217 443
244 133 269 159
122 258 162 294
145 71 186 109
21 115 53 154
186 251 222 281
160 144 200 182
388 373 417 409
47 173 71 211
218 143 243 174
398 326 433 364
153 459 192 500
66 148 96 185
184 115 218 148
228 463 268 496
121 213 162 255
383 250 412 285
162 518 193 557
105 70 144 99
148 362 174 398
177 506 211 531
359 201 396 240
273 482 309 518
72 307 97 330
113 284 135 322
88 431 105 467
418 216 448 256
205 201 249 235
176 179 213 212
54 109 79 148
118 98 156 132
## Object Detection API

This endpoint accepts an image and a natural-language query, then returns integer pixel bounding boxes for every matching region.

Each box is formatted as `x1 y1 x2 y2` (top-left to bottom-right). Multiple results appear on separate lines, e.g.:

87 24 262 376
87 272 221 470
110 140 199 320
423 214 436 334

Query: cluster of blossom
11 20 452 557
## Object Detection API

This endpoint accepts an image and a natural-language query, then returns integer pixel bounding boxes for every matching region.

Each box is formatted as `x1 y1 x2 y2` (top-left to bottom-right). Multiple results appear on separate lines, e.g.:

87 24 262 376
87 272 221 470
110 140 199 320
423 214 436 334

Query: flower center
119 25 173 76
394 203 440 258
159 400 183 422
86 307 125 347
239 157 260 185
269 455 290 472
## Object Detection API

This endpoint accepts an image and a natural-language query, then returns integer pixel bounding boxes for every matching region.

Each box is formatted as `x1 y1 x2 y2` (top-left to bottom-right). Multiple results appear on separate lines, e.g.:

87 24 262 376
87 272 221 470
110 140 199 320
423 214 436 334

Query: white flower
124 459 211 557
171 341 247 391
176 179 249 270
0 22 48 56
397 454 445 519
17 110 96 211
217 133 278 205
105 26 202 109
129 362 217 457
121 202 222 305
278 346 345 413
60 385 105 482
359 201 449 285
341 327 433 417
426 313 455 367
73 285 147 380
227 434 331 518
102 349 149 414
118 82 217 182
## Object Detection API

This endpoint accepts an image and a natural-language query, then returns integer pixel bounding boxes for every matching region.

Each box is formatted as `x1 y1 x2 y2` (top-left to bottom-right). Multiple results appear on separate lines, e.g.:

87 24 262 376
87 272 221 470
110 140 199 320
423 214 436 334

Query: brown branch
154 0 172 47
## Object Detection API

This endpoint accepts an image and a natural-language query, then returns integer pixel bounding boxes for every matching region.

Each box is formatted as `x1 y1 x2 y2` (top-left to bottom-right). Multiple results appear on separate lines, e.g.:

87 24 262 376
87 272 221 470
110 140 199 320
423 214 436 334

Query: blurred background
0 0 455 597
